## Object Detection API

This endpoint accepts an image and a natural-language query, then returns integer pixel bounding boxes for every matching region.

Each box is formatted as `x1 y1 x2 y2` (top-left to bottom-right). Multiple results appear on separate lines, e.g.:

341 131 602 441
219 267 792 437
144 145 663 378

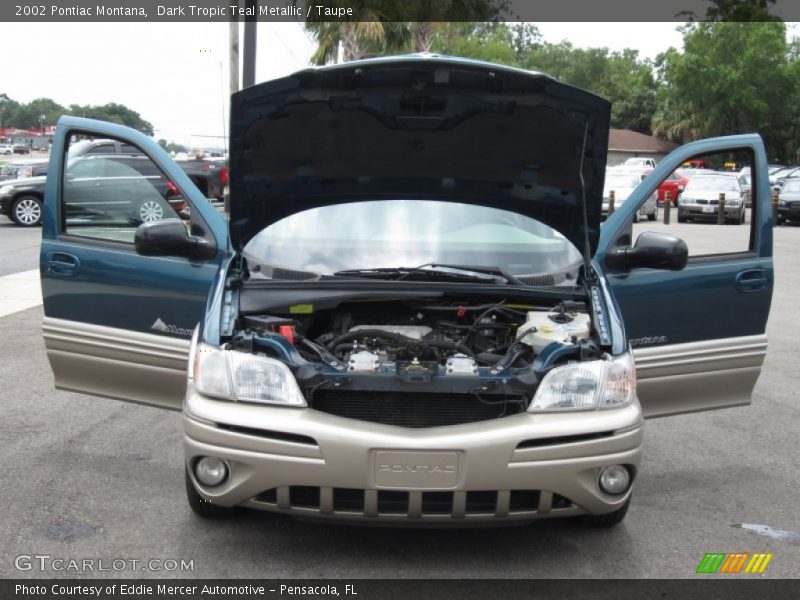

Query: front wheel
137 198 166 223
580 499 630 527
11 195 42 226
185 469 238 518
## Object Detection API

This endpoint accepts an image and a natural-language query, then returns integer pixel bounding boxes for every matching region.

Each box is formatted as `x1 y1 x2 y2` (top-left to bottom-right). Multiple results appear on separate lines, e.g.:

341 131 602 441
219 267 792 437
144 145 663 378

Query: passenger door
596 135 773 418
41 117 230 410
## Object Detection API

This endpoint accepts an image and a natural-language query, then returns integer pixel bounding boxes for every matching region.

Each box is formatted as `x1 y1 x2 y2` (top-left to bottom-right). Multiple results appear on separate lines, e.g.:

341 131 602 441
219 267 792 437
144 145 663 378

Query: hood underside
229 55 611 255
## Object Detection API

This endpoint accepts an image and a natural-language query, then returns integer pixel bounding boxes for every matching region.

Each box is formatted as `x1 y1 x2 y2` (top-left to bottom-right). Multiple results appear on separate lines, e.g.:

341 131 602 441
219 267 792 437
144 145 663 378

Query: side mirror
134 218 216 260
605 231 688 271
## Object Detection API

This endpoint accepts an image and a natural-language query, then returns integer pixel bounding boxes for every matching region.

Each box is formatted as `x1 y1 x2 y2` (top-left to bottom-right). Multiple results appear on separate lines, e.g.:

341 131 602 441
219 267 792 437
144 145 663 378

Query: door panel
41 117 229 410
596 135 773 418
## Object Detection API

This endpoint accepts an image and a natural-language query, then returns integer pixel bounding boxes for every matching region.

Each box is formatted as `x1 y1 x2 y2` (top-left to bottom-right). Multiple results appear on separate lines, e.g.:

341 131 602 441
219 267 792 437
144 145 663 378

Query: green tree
679 0 779 21
0 93 21 129
66 102 154 135
8 97 64 129
158 138 189 153
651 22 796 160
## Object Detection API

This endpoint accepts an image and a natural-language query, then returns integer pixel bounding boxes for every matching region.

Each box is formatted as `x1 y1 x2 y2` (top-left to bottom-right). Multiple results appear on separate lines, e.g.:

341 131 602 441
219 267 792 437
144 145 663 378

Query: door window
630 149 755 257
61 134 187 244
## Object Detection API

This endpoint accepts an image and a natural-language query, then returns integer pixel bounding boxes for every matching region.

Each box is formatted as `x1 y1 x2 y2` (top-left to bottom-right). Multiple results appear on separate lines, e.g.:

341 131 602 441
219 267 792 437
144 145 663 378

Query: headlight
725 198 741 206
779 198 787 206
528 352 635 412
0 186 12 195
192 343 306 406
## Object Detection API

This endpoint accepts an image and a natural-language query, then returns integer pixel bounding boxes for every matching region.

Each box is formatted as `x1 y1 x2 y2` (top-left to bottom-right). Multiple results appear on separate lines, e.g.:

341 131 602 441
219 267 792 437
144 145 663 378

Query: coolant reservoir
516 309 591 353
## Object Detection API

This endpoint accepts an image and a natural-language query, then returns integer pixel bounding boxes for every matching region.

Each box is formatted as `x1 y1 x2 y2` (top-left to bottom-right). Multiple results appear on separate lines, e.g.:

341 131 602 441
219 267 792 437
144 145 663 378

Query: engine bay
228 294 603 423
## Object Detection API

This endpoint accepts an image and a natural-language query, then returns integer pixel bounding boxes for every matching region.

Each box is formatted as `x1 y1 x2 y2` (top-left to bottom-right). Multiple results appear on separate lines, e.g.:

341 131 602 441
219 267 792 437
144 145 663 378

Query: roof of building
609 128 679 154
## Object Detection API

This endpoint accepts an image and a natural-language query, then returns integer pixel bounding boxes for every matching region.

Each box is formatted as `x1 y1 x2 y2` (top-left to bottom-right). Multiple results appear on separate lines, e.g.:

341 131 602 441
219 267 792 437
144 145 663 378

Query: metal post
717 192 726 225
229 11 239 95
242 0 257 89
608 190 615 216
772 191 780 226
663 190 671 225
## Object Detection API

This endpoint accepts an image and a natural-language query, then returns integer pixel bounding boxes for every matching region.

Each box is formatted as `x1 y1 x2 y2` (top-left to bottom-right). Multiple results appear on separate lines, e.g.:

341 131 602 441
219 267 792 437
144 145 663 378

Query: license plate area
372 450 460 489
702 205 716 213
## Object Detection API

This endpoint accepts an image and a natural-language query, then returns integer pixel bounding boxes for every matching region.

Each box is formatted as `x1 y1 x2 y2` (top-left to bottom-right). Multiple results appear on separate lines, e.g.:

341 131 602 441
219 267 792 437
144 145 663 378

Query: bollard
664 190 671 225
608 190 615 216
717 192 726 225
772 191 779 226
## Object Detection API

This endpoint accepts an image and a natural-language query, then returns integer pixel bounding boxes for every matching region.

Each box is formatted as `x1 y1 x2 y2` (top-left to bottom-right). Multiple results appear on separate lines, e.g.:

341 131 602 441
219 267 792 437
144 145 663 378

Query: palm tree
304 1 389 64
304 0 507 64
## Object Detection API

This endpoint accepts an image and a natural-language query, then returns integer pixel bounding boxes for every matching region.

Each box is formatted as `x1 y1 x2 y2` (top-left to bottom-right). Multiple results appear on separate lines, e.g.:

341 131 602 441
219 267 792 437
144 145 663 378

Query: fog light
194 456 228 487
598 465 631 495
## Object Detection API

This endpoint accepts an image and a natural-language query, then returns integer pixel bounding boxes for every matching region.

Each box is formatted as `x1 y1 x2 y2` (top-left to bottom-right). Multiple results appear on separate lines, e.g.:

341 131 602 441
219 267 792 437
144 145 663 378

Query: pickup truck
1 140 227 226
71 138 228 202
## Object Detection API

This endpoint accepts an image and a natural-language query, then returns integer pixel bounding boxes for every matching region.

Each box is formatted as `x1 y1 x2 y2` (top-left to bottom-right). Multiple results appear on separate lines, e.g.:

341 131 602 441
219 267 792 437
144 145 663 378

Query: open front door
41 117 230 410
596 134 773 418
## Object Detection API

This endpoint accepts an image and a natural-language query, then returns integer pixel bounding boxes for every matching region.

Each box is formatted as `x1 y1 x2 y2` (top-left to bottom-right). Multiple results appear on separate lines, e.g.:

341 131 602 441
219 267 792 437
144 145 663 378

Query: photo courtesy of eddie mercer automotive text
39 55 773 526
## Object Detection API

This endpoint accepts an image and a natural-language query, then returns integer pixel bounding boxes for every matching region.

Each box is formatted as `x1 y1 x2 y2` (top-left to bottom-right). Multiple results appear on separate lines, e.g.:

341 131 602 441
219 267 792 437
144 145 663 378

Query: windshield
686 176 739 192
244 200 583 279
604 174 640 190
782 179 800 193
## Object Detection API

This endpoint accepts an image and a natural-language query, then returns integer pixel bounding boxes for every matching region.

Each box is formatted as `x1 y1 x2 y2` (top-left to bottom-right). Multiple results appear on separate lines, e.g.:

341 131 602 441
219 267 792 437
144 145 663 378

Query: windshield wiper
408 263 526 286
334 266 503 284
334 264 523 286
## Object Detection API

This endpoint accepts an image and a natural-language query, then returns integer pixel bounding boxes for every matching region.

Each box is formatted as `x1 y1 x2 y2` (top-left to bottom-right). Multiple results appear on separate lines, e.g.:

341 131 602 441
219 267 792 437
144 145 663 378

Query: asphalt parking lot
0 214 798 579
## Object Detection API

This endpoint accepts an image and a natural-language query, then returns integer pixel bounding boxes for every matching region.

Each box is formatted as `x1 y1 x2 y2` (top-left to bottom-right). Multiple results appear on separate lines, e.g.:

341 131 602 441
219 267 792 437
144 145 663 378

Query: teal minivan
40 56 773 526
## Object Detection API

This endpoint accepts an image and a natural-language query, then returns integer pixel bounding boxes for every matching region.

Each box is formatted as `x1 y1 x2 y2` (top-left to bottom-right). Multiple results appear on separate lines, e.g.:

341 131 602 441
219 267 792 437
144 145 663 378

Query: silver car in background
677 173 746 224
602 170 658 222
777 178 800 225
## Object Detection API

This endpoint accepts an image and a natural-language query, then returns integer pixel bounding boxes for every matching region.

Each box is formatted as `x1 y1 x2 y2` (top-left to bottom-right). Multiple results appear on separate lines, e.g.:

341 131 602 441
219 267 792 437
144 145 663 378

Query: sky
0 21 753 148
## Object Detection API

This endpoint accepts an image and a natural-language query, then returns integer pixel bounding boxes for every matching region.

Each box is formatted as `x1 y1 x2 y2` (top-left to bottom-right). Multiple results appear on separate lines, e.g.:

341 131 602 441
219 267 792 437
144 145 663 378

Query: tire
777 216 786 226
10 195 42 226
137 198 166 223
580 499 630 527
740 209 746 224
648 204 658 221
678 215 687 223
185 469 238 518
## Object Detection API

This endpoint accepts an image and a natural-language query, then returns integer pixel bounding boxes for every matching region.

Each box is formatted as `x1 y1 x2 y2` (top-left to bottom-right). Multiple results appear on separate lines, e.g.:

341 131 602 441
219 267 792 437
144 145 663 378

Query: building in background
607 129 678 166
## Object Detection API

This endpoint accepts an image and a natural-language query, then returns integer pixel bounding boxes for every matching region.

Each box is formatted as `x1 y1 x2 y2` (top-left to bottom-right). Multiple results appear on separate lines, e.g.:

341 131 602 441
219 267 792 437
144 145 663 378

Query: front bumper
678 204 741 220
777 206 800 221
183 386 643 524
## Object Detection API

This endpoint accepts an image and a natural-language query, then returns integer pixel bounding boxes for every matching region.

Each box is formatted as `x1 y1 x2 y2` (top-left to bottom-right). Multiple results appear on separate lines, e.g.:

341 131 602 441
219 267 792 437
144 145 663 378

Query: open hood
229 55 610 256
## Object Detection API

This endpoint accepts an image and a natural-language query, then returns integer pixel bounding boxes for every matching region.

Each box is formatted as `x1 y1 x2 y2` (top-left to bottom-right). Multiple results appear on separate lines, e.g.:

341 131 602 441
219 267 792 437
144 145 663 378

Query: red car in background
646 168 692 206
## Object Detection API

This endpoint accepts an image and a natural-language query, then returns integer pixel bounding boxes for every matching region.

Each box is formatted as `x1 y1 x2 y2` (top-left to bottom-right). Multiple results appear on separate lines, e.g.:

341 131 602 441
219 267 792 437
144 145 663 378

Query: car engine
230 297 599 426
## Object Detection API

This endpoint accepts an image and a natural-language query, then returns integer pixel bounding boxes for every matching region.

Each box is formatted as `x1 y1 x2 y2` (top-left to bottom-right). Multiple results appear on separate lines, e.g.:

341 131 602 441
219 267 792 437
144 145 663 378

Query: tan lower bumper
183 387 643 523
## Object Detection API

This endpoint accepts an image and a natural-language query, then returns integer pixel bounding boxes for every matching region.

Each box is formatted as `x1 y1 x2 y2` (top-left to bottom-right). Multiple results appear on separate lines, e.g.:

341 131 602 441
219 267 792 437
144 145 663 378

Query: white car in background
0 143 14 155
602 170 658 222
677 173 746 224
623 157 657 169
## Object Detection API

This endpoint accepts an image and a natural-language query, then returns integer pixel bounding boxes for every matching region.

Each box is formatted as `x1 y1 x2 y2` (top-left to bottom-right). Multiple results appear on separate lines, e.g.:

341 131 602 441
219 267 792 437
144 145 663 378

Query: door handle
735 269 767 293
47 253 80 277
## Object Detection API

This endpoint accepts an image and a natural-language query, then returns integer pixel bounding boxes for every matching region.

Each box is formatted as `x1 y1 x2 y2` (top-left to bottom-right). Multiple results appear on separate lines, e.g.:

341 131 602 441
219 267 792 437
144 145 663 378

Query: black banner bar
2 0 800 23
3 579 800 600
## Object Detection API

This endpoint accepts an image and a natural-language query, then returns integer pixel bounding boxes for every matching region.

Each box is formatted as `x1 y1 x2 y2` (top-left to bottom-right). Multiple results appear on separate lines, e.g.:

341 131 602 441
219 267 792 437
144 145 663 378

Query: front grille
696 199 720 205
253 486 571 520
308 390 526 427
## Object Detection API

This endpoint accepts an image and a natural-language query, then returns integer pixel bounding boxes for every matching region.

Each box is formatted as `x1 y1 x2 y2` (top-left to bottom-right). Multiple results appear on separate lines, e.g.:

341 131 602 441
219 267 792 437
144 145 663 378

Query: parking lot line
0 269 42 317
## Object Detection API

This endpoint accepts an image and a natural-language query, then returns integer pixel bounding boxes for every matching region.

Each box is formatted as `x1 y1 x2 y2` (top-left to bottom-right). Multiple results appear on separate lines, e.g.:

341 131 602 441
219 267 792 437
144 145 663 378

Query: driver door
596 135 773 418
41 117 230 410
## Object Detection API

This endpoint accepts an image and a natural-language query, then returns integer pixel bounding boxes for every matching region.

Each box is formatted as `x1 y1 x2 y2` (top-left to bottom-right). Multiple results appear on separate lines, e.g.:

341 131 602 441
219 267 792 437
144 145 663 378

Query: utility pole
242 0 257 88
229 5 239 94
